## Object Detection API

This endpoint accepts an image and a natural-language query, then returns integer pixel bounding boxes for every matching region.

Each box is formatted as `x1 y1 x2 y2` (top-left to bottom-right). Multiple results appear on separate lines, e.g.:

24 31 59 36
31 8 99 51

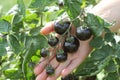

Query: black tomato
63 35 80 53
54 21 70 35
56 52 67 62
48 37 59 47
76 27 92 41
46 65 55 76
40 48 49 57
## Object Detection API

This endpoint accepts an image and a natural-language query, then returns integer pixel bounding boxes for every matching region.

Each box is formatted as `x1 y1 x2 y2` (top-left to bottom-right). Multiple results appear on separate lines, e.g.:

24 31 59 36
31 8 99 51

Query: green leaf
29 26 41 36
75 56 111 76
29 0 56 11
17 0 26 16
64 0 82 27
86 13 111 36
0 38 7 56
2 15 13 23
115 44 120 59
91 45 113 60
8 34 21 54
90 36 104 48
115 58 120 66
31 34 48 51
45 10 63 22
104 59 117 73
75 45 113 76
104 72 120 80
12 21 23 33
104 33 114 42
0 19 11 33
12 14 23 24
24 11 39 24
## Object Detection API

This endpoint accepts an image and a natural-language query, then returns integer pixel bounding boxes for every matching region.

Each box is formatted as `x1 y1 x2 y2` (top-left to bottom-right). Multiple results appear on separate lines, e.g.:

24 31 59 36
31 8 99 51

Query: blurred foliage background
0 0 16 13
0 0 31 14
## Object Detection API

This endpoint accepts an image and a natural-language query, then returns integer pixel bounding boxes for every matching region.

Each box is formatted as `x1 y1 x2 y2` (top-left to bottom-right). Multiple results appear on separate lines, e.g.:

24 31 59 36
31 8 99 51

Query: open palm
34 22 93 80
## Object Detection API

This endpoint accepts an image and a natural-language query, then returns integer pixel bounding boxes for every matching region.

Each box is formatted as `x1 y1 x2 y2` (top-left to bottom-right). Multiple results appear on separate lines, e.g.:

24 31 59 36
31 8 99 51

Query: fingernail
61 69 67 77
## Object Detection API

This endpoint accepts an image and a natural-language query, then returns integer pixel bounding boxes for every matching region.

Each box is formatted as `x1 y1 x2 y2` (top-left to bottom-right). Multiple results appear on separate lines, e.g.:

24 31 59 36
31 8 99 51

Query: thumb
40 21 54 35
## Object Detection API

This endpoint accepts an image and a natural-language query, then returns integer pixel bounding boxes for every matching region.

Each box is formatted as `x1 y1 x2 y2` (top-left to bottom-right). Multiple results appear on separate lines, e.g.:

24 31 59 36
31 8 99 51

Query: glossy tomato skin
40 48 49 57
76 27 92 41
63 35 80 53
46 68 54 75
54 21 70 35
46 66 55 76
56 52 67 62
48 37 59 47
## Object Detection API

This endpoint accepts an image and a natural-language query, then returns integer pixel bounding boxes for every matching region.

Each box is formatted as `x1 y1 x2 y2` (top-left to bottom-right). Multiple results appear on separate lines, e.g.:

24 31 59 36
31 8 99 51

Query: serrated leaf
90 36 104 48
17 0 26 16
104 33 114 42
0 38 7 56
91 45 113 60
64 0 82 27
0 19 11 33
8 34 21 54
29 0 56 11
86 13 111 36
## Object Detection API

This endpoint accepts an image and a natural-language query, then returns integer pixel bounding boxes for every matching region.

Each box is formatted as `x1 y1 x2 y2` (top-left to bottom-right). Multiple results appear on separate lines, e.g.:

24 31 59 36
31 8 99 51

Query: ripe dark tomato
56 52 67 62
61 73 79 80
48 37 59 47
46 65 55 76
54 21 70 35
76 27 92 41
40 48 49 57
63 35 80 53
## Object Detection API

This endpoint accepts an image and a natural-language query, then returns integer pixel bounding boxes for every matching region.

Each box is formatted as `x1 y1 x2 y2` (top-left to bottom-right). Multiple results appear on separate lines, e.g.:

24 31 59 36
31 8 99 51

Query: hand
34 22 93 80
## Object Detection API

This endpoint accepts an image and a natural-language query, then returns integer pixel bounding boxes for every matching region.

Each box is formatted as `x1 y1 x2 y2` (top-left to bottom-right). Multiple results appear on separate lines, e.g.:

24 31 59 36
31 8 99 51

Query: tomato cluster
40 20 92 76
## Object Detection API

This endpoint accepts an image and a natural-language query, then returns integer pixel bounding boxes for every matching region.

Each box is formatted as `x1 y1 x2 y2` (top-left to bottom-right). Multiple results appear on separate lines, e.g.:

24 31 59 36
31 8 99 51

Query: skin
34 0 120 80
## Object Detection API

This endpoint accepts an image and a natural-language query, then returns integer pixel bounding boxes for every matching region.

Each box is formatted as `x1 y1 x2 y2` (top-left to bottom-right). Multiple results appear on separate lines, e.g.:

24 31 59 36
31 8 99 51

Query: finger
61 58 82 77
59 35 93 77
36 69 48 80
34 52 56 75
46 60 71 80
40 21 54 35
61 37 93 77
34 58 47 75
50 57 60 69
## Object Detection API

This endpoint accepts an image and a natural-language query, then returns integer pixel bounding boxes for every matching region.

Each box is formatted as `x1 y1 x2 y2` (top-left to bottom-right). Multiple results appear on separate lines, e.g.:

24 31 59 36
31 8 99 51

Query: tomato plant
0 0 120 80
